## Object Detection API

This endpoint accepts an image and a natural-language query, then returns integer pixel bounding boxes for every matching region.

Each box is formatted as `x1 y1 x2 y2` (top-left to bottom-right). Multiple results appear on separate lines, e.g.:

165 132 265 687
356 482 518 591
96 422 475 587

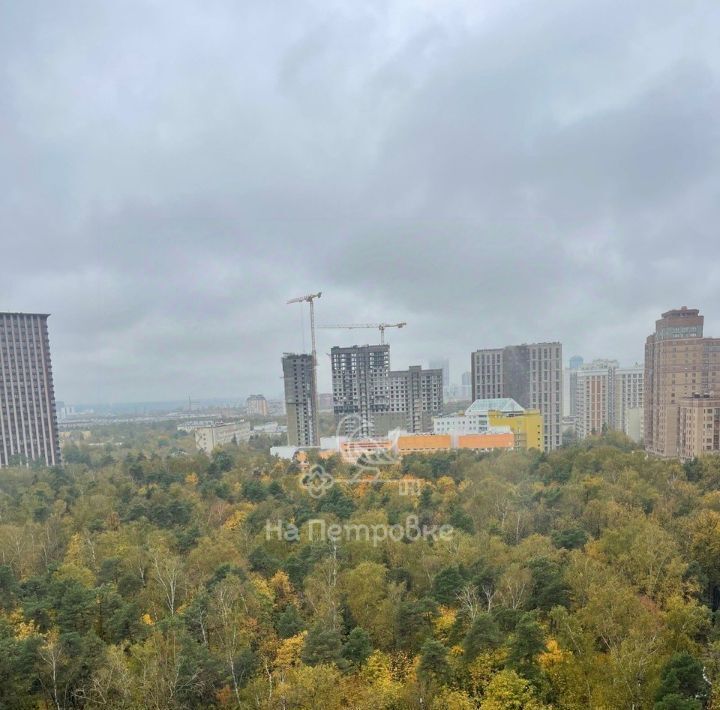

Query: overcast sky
2 0 720 403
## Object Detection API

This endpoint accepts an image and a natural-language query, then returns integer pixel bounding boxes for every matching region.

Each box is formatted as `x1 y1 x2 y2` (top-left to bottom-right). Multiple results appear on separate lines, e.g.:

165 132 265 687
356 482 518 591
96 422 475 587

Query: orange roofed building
457 432 515 451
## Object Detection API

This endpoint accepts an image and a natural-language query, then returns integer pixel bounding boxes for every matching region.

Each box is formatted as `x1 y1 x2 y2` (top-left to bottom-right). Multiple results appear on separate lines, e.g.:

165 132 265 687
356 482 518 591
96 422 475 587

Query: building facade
282 353 319 447
574 360 619 439
645 307 720 458
331 345 445 436
433 397 543 450
245 394 269 417
471 342 562 450
194 422 251 454
0 313 60 467
615 365 644 442
573 360 644 442
388 365 443 433
331 344 391 437
679 395 720 460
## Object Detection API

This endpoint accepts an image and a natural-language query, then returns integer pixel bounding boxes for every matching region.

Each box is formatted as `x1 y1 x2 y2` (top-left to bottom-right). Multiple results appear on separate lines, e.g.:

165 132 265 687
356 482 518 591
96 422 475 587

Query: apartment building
331 344 391 437
471 342 562 450
282 353 319 446
388 365 443 433
573 360 644 442
679 394 720 460
615 365 644 442
574 360 619 439
645 307 720 458
0 313 61 467
245 394 269 417
331 345 445 436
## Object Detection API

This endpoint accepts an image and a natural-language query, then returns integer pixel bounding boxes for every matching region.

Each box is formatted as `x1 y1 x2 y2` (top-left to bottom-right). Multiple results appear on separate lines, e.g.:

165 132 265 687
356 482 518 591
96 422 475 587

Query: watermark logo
298 415 420 498
266 515 454 545
300 464 335 498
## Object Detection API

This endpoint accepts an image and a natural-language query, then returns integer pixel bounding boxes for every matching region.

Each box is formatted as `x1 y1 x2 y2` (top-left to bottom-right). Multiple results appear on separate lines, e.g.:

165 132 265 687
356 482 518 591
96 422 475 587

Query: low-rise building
433 398 542 450
488 408 543 450
194 422 251 454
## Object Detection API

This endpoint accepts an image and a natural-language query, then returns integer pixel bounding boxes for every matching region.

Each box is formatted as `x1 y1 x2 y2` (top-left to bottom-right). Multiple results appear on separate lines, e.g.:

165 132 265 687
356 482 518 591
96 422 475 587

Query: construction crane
286 292 322 444
287 292 322 362
317 321 407 345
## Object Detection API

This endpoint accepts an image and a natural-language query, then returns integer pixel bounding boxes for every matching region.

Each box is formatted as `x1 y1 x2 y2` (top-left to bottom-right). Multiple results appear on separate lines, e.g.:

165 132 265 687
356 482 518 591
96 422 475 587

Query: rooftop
465 398 525 415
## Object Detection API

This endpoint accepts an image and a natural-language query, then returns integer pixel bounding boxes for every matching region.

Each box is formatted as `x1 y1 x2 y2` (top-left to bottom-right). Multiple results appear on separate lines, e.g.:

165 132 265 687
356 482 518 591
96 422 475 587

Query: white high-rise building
574 359 644 441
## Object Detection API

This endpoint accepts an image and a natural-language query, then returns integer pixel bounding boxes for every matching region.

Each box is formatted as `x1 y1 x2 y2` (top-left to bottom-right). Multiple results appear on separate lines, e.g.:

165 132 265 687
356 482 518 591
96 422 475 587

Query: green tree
342 627 372 667
418 639 450 684
464 612 501 661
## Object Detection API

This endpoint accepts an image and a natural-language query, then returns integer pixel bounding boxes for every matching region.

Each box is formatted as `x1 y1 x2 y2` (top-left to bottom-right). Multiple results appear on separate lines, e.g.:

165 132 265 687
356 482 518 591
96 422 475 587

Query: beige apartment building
679 395 720 460
573 360 644 442
645 307 720 458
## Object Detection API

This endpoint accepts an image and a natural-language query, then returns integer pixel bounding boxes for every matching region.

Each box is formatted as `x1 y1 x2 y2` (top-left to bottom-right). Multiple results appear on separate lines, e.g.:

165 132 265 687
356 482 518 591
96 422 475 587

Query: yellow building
488 409 543 451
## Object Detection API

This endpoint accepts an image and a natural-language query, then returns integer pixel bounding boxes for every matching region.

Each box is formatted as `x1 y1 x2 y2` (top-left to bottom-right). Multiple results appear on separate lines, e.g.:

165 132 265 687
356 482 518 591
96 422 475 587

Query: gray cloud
1 0 719 402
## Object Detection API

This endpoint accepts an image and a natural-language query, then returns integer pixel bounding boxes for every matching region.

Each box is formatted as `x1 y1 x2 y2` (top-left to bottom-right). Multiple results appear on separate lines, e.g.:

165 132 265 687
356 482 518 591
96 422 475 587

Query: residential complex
245 394 269 417
0 313 61 467
645 307 720 459
282 353 319 447
331 345 443 436
471 342 562 450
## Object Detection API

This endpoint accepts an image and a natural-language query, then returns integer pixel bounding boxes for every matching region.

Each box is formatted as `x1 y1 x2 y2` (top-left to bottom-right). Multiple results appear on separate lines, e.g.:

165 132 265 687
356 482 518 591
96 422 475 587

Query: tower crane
317 322 407 345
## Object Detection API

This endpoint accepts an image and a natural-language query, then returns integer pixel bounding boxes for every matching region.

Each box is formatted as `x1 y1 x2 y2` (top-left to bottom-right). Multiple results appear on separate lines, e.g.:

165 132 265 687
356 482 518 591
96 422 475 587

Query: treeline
1 433 720 708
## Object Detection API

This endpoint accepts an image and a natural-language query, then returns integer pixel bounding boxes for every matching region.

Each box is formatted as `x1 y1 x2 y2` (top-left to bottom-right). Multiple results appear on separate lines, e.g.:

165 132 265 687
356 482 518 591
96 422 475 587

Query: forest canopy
1 432 720 709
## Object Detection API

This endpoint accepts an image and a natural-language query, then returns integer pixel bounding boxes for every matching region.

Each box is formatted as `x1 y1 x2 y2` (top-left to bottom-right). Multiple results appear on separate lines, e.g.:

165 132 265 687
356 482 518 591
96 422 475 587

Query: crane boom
317 321 406 345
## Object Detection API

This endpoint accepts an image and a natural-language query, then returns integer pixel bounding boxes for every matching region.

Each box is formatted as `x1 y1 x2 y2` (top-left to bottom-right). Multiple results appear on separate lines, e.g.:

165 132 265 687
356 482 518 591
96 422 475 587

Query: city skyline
6 305 701 406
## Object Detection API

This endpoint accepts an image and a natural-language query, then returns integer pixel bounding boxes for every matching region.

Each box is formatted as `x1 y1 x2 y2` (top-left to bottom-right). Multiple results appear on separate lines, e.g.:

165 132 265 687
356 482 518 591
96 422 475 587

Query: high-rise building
331 345 443 436
0 313 60 467
331 345 390 437
388 365 443 433
563 356 583 419
614 365 644 442
471 342 563 450
645 307 720 458
574 360 619 439
282 353 318 446
573 360 644 442
245 394 269 417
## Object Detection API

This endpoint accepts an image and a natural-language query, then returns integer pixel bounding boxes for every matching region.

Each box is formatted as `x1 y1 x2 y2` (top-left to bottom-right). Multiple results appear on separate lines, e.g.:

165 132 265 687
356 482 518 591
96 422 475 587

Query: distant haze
2 1 719 402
